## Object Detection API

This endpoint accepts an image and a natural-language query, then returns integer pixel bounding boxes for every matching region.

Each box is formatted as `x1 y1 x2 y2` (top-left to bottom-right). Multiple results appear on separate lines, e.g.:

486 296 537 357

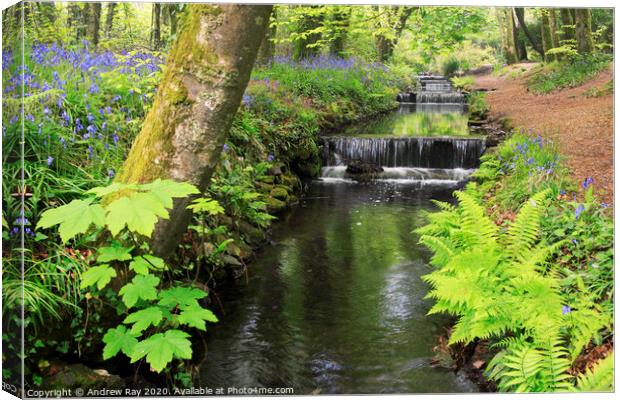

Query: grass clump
528 54 612 94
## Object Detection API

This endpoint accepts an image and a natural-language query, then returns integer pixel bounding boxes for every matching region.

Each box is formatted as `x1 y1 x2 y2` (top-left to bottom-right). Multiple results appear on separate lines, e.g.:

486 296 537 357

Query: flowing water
199 100 483 394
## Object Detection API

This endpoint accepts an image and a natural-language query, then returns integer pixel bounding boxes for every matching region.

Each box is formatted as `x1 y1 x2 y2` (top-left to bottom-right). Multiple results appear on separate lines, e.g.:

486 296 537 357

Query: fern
574 351 614 392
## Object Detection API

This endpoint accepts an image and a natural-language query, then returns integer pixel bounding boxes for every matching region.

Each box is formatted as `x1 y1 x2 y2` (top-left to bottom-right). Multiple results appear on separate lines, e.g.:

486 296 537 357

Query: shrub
528 54 612 94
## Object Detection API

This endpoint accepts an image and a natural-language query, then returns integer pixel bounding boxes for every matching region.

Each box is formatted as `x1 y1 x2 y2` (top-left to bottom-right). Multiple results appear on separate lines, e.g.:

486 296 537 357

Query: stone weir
321 136 486 170
397 75 466 104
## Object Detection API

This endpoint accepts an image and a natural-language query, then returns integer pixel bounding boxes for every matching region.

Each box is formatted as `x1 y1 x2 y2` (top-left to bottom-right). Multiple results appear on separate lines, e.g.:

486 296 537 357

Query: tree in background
105 2 117 38
87 3 102 47
574 8 595 54
559 8 575 43
514 7 544 58
496 8 518 64
151 3 162 50
292 6 324 60
328 6 352 57
257 8 277 64
117 4 272 256
540 9 555 61
373 6 415 62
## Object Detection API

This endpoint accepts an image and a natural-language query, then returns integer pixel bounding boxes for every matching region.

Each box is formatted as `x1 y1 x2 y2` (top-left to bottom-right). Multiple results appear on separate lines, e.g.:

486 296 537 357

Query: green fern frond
453 191 499 245
574 351 614 392
505 190 550 262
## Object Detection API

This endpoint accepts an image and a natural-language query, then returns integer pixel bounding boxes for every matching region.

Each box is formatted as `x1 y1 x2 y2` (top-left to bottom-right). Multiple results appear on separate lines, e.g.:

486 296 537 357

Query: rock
345 161 384 174
278 174 300 189
237 220 265 244
258 175 275 184
270 187 289 201
266 197 286 213
43 363 124 391
220 254 242 267
256 182 274 193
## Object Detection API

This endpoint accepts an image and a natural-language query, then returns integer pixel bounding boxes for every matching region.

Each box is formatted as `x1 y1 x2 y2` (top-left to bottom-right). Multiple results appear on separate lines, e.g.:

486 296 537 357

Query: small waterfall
397 74 466 105
321 137 485 170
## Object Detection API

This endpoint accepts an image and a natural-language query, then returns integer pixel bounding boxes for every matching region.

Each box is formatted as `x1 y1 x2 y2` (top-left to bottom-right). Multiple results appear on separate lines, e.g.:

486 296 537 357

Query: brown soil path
474 63 614 205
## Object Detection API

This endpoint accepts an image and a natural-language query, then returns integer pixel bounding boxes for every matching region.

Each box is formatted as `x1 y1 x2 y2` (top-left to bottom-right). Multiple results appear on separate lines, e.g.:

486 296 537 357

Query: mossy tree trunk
497 8 517 64
87 3 102 47
511 9 527 60
117 4 272 256
293 6 324 61
574 8 594 54
559 8 575 43
151 3 162 50
549 9 560 50
105 3 116 38
540 9 555 62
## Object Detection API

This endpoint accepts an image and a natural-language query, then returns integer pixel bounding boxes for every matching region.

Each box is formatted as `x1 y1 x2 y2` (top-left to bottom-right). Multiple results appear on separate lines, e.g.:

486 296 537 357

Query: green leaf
119 274 160 308
129 255 166 275
102 326 139 360
187 198 224 215
37 199 105 243
80 264 117 290
86 182 138 197
123 306 164 335
158 286 208 309
97 245 134 262
177 304 218 331
105 192 169 237
142 179 200 208
129 330 192 372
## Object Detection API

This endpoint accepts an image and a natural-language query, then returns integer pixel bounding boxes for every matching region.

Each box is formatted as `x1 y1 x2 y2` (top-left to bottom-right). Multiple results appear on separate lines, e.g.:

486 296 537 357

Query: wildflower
267 154 275 162
47 156 53 166
562 305 571 315
14 216 29 225
223 143 229 152
601 202 609 208
572 239 578 245
108 169 115 178
575 204 585 220
87 113 95 122
24 227 35 237
582 177 594 189
43 107 51 116
242 94 251 106
112 134 119 145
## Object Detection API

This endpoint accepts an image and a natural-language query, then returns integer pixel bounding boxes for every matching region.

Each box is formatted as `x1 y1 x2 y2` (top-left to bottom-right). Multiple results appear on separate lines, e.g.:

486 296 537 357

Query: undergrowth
527 54 612 94
417 132 614 392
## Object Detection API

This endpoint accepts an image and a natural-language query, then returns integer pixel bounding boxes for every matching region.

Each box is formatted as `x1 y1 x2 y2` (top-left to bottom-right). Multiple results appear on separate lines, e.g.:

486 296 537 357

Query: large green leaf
129 330 192 372
177 304 218 331
142 179 200 208
80 264 117 290
102 325 139 360
123 306 164 335
119 274 160 308
105 192 169 237
158 286 208 309
37 199 105 243
86 182 138 197
129 255 166 275
97 245 134 262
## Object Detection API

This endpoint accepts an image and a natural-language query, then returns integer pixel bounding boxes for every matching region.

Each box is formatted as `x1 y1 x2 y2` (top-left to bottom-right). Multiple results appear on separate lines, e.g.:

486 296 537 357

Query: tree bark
293 6 324 60
497 8 517 64
117 4 272 257
549 9 560 50
257 8 277 64
375 6 415 62
514 7 544 57
105 2 116 38
540 9 554 61
559 8 575 43
329 7 351 58
574 8 594 54
87 3 102 46
151 3 162 50
512 9 528 60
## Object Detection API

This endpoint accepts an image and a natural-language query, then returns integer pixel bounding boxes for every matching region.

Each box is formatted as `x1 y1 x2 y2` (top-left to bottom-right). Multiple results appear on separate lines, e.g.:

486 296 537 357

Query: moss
270 187 289 200
266 197 286 213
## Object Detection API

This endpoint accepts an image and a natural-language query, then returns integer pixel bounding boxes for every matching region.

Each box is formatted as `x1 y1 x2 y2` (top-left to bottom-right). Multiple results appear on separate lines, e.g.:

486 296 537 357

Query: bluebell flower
601 202 609 208
582 177 594 189
223 143 229 152
572 239 578 245
47 156 53 166
14 216 29 225
575 204 585 220
562 305 571 315
108 169 115 178
267 154 274 162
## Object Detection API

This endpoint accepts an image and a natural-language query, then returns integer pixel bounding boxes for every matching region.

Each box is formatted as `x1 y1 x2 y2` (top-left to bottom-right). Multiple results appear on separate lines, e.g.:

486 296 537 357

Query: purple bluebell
562 305 571 315
47 156 53 166
575 204 585 220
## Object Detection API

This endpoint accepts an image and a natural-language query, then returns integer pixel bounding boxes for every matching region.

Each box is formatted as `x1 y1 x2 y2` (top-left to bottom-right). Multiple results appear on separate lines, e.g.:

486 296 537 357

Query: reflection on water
344 103 470 137
199 182 477 394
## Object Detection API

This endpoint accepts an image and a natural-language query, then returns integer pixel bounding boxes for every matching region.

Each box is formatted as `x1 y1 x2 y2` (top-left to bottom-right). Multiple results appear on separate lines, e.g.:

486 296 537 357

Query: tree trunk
151 4 161 50
257 8 277 64
375 6 414 62
166 5 178 37
559 8 575 43
497 8 517 64
549 9 560 50
293 6 324 61
87 3 101 46
540 9 554 61
574 8 594 54
514 7 544 57
105 2 116 38
117 4 272 257
329 7 351 58
512 9 528 60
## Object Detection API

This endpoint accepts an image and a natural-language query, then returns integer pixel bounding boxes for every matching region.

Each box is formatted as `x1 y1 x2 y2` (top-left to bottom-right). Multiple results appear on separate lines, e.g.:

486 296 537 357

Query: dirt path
474 63 614 205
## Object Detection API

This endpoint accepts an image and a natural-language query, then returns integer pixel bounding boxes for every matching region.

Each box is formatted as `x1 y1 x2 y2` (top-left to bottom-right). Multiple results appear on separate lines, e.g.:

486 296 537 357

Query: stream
199 86 485 394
